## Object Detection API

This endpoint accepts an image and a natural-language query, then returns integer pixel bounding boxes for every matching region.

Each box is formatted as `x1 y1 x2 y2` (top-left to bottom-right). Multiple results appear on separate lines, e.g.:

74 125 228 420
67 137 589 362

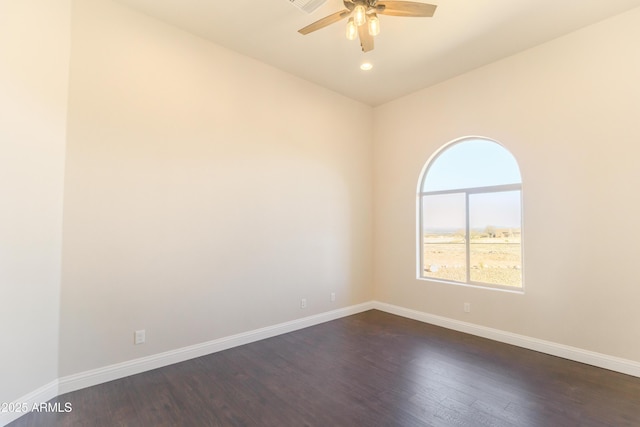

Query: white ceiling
114 0 640 106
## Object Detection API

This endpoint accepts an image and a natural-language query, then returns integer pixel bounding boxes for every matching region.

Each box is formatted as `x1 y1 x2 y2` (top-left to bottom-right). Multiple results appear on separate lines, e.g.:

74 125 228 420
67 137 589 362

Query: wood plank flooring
8 310 640 426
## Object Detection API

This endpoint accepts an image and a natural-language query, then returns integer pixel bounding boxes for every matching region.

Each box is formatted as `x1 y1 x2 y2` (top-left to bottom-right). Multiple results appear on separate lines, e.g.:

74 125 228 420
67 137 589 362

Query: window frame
417 138 524 292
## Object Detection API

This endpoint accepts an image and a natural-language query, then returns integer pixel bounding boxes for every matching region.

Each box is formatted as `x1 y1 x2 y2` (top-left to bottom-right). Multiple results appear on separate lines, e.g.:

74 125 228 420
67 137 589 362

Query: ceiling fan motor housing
344 0 379 11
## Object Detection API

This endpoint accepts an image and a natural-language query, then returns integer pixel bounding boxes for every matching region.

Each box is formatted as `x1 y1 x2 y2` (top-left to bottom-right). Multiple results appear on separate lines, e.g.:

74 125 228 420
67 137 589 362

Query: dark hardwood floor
8 310 640 426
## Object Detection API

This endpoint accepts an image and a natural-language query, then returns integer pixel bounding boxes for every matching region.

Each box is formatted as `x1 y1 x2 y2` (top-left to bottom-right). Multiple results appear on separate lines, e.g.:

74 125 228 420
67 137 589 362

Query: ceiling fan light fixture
346 17 358 40
368 13 380 36
353 4 367 26
297 1 438 53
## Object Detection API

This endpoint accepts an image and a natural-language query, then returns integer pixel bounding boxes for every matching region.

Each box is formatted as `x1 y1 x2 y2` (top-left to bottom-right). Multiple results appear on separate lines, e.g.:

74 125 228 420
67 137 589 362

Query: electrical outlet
300 298 307 309
464 303 471 313
330 292 336 302
134 329 146 345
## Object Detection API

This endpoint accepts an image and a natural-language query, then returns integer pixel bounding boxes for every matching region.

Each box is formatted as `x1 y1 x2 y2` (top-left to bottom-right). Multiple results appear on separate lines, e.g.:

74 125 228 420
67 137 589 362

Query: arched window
417 137 523 290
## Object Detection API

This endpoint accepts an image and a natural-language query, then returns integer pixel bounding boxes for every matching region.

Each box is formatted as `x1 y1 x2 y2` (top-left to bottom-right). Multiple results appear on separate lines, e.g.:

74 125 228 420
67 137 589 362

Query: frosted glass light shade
346 18 358 40
354 5 367 26
368 14 380 36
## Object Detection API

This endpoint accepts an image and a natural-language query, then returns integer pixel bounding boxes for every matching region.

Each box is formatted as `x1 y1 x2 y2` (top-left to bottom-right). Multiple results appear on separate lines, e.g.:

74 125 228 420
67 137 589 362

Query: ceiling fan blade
358 24 374 52
298 9 351 35
376 1 437 17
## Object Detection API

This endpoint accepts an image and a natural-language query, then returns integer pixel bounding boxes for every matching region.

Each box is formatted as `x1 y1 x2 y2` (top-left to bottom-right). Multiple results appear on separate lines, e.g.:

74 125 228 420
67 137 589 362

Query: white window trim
416 137 524 293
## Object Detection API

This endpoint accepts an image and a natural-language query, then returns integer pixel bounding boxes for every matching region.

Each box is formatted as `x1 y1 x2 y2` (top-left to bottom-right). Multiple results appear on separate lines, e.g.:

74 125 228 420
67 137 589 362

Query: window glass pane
423 140 521 192
469 191 522 287
422 193 466 282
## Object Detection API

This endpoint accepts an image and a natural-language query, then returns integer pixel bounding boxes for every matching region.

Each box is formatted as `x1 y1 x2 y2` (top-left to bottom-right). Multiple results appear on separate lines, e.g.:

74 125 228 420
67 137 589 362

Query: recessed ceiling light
360 63 373 71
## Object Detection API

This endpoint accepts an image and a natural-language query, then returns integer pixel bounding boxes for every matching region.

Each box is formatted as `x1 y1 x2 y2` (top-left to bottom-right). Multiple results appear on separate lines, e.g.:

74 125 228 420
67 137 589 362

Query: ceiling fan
298 0 437 52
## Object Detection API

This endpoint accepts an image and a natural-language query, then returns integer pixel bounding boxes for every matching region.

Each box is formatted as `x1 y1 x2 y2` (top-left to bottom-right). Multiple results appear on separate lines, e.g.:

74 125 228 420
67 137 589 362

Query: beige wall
4 0 640 411
58 0 373 376
373 7 640 362
0 0 70 404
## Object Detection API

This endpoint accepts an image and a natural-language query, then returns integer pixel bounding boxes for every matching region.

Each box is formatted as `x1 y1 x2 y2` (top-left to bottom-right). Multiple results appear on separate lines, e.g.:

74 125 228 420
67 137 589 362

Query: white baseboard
58 301 375 396
373 301 640 378
0 380 59 427
1 302 373 427
6 300 639 427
